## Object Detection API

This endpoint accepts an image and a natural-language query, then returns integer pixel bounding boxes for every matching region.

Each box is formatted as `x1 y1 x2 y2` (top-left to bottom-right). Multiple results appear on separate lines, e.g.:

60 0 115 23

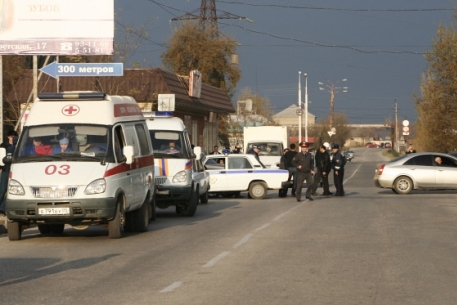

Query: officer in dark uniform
291 142 315 201
331 143 346 196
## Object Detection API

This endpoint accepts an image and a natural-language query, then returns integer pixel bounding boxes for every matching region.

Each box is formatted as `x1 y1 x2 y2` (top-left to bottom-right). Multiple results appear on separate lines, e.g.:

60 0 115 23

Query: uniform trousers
295 171 314 200
333 168 345 196
311 169 331 195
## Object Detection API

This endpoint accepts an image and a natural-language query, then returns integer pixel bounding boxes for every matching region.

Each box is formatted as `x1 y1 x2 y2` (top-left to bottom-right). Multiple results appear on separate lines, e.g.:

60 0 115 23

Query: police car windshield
15 124 110 162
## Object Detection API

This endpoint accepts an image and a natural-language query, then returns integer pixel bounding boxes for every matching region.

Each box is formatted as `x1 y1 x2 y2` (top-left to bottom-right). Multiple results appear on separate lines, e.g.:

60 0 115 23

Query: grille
30 186 78 198
154 177 167 185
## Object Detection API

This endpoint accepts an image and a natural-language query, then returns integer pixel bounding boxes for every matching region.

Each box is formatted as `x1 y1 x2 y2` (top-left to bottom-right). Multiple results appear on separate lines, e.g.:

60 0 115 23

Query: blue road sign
40 62 123 79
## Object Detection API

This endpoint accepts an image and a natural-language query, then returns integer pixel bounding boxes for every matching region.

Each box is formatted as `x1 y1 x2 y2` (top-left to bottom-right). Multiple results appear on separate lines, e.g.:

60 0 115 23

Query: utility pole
395 99 399 153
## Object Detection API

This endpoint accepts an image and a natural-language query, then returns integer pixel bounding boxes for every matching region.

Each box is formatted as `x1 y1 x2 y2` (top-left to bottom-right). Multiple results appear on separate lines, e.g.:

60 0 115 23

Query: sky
114 0 456 124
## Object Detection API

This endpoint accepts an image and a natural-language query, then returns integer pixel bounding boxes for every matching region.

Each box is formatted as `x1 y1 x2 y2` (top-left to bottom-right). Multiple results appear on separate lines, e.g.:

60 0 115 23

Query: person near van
52 137 73 153
284 143 298 196
406 144 416 154
248 145 265 167
331 144 346 196
310 143 332 196
0 130 18 215
291 142 314 201
209 145 221 155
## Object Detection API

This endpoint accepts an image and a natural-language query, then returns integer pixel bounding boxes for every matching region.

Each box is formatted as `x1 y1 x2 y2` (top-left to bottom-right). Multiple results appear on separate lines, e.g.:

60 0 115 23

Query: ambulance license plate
38 207 70 215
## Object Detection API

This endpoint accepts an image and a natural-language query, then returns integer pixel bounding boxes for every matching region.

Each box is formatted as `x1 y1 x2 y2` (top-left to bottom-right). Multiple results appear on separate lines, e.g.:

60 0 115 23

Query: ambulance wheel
200 189 209 204
177 187 198 217
38 224 51 234
124 212 135 233
109 201 123 239
51 224 65 234
149 196 157 221
135 197 149 233
7 220 22 241
249 182 267 200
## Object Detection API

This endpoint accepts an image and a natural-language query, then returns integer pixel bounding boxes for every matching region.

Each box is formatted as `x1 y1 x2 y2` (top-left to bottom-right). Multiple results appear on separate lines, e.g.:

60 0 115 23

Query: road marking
203 251 231 268
273 202 304 221
160 281 183 293
254 223 271 232
233 233 254 249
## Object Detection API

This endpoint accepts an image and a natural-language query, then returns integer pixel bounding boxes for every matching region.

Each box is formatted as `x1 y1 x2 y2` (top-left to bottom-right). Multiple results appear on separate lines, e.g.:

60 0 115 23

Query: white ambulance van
2 92 155 241
144 112 202 217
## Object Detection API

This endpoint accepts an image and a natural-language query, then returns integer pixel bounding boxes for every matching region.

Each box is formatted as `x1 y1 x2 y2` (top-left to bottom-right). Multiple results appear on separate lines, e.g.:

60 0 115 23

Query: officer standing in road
291 142 315 201
310 143 332 196
284 143 298 196
331 143 346 196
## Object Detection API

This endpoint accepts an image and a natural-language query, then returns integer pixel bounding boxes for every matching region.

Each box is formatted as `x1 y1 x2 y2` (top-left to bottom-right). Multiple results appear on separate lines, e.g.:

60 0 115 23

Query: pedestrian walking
331 143 346 196
284 143 298 196
291 142 315 201
311 143 332 196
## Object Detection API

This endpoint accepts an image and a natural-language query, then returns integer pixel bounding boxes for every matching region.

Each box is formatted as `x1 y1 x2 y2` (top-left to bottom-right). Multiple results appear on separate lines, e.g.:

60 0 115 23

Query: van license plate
38 207 70 215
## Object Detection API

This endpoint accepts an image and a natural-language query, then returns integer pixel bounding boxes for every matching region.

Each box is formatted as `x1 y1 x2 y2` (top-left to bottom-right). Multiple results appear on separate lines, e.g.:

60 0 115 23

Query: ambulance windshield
149 130 189 158
15 125 111 161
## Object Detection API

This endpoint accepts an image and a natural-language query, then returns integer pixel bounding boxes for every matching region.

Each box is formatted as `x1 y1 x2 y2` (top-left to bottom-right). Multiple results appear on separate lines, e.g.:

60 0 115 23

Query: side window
114 126 126 163
228 157 252 169
440 156 457 167
135 123 150 156
404 155 432 166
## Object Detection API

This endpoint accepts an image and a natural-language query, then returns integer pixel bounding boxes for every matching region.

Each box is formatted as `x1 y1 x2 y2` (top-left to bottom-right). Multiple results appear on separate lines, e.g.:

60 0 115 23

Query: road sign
40 62 123 79
402 120 409 127
403 126 410 132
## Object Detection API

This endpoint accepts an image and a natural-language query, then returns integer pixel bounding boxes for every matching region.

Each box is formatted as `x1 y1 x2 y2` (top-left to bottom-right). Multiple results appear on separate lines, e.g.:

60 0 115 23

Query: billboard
189 70 201 98
0 0 113 55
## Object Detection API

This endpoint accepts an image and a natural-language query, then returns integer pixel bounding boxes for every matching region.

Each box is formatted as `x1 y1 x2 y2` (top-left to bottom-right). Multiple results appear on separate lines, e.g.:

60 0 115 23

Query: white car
202 154 289 199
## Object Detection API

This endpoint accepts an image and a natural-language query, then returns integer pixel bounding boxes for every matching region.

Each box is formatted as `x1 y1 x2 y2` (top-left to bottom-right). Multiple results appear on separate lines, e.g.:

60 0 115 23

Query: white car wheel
393 176 413 194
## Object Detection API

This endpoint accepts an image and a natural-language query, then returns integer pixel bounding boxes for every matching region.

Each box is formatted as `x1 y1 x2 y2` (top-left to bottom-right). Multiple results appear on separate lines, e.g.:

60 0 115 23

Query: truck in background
243 126 289 169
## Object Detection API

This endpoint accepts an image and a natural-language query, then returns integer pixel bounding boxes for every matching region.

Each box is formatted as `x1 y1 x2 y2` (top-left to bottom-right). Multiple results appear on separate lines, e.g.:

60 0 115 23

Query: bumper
155 184 192 204
373 175 392 188
5 197 117 224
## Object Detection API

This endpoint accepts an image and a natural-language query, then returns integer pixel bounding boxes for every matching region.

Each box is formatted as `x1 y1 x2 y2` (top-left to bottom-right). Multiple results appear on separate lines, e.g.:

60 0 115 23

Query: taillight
377 164 385 175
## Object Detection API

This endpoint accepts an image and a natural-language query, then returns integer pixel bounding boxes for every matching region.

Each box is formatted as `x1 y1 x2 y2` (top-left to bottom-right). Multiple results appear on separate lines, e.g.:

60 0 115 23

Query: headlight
8 179 25 195
85 179 106 194
172 170 187 183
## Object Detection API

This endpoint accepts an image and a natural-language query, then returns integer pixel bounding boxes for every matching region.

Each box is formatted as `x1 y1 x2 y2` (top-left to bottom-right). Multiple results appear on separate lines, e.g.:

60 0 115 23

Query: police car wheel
249 182 267 200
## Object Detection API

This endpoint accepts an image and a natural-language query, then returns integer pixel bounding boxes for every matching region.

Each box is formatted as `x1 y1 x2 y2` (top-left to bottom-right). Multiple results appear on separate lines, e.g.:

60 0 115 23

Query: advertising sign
0 0 114 55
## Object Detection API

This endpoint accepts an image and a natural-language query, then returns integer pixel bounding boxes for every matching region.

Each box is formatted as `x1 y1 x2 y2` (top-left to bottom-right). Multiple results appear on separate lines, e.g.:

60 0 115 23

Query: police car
202 153 289 200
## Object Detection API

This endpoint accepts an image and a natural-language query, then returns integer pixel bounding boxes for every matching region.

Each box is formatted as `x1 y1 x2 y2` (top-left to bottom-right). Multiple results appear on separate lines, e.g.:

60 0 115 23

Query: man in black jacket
283 143 298 196
291 142 314 201
310 143 332 196
331 143 346 196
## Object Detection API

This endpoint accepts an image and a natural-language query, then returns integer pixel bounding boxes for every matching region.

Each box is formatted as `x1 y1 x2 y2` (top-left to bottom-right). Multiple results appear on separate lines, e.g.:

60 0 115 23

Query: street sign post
40 62 123 79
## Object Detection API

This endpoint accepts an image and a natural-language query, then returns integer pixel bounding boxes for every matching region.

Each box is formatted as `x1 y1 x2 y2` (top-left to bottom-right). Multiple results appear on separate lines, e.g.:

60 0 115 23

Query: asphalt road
1 148 457 305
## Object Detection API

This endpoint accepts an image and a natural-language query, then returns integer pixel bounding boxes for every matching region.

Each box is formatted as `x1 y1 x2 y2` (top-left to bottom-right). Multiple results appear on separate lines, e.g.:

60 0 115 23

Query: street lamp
318 79 348 128
304 73 308 142
297 71 302 143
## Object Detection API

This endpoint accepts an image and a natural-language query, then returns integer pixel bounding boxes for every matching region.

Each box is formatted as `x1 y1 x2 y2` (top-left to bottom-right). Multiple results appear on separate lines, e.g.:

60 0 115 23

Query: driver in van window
161 140 180 152
52 137 73 153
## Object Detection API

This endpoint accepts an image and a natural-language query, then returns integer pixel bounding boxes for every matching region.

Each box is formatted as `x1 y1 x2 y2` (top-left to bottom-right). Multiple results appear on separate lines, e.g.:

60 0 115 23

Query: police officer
0 130 18 215
331 143 346 196
291 142 314 201
248 145 265 167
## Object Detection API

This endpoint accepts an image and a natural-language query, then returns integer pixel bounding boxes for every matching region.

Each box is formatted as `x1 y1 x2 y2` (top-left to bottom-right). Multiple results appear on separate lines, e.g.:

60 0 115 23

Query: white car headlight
85 179 106 194
8 179 25 195
172 170 187 183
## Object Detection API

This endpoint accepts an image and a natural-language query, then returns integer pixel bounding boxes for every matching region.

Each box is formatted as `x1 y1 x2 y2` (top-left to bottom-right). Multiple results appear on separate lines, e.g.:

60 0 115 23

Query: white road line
203 251 231 268
233 233 254 249
254 223 271 232
160 281 183 293
273 201 305 221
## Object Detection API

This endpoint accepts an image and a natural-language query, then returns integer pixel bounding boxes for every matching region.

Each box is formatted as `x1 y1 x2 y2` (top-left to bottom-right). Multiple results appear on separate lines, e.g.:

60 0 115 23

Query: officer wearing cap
248 145 265 167
291 142 314 201
331 143 346 196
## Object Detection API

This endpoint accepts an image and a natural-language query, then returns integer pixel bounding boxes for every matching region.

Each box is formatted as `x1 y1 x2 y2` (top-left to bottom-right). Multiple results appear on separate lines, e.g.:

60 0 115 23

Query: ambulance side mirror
123 145 134 164
0 147 5 166
193 146 202 161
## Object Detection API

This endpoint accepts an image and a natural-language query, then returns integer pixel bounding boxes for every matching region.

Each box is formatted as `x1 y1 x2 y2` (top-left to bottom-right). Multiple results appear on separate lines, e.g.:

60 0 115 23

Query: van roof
25 91 145 126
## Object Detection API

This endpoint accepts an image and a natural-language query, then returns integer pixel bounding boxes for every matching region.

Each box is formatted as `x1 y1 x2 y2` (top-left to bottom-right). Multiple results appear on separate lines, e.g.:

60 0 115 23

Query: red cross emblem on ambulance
62 105 80 116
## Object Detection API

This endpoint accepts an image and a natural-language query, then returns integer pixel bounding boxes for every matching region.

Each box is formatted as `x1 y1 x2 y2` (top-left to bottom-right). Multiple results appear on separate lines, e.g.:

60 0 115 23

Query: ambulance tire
124 212 135 233
109 201 123 239
149 196 157 222
51 224 65 234
177 186 198 217
7 220 22 241
249 182 267 200
134 197 149 233
38 224 52 234
200 188 209 204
